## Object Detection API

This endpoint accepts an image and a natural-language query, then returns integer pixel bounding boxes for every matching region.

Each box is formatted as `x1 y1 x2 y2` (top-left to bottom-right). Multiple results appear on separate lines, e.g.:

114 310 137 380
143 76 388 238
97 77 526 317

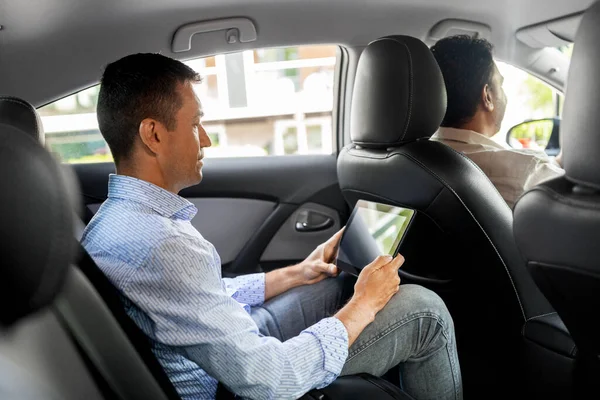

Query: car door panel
190 198 277 265
72 155 349 276
261 202 341 264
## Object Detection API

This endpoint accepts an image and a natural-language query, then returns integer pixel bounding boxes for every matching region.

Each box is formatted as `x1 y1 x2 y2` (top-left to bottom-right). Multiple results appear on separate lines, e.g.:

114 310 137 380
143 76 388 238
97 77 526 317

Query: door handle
295 210 334 232
172 18 258 53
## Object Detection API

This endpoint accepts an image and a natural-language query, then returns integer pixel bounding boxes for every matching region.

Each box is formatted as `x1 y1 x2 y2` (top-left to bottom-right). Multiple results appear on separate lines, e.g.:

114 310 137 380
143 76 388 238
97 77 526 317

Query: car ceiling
0 0 594 106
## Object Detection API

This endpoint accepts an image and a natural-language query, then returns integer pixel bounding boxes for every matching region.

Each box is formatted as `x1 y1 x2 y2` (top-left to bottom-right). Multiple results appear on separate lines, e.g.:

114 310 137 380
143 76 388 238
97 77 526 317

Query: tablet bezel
335 200 416 277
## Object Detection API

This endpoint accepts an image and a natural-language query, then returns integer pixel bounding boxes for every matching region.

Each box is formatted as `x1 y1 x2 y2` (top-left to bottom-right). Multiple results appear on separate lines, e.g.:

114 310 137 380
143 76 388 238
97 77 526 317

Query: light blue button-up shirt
81 175 348 400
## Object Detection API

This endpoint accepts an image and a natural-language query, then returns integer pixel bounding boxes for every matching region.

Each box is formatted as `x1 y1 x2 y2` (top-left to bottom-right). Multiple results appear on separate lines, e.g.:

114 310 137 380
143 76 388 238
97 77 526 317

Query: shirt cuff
222 273 266 307
303 317 349 380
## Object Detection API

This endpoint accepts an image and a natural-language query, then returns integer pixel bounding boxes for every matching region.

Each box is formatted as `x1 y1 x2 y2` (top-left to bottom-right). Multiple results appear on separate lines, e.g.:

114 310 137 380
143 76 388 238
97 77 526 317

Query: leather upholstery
560 2 600 189
338 140 552 320
0 126 75 326
351 35 446 148
338 35 554 393
0 120 104 398
514 177 598 356
303 374 414 400
0 96 45 144
523 312 577 358
514 0 600 357
515 178 600 273
513 2 600 394
0 96 180 399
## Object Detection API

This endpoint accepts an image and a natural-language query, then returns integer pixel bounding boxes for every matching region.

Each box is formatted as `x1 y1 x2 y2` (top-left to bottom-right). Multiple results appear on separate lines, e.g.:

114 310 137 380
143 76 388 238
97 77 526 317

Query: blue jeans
251 273 463 400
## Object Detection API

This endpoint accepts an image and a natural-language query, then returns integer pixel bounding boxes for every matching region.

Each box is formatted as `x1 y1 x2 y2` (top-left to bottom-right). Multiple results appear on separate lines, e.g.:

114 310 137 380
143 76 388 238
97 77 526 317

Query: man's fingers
364 255 393 272
322 227 346 262
318 262 338 276
387 254 405 271
330 264 340 276
328 227 345 245
328 263 338 276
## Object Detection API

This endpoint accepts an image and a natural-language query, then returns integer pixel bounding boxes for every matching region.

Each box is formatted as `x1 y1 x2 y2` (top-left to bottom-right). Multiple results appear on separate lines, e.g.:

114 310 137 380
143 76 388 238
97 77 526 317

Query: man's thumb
318 261 336 274
327 263 338 275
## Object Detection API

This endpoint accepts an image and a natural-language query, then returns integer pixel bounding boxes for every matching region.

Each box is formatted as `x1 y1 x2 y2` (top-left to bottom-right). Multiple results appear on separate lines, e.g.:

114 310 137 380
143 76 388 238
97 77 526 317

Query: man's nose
199 126 212 148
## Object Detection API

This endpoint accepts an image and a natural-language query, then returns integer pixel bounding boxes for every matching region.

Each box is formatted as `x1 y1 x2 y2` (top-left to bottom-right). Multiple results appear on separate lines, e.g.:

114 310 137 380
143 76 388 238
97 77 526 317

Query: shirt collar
432 127 510 150
107 174 197 221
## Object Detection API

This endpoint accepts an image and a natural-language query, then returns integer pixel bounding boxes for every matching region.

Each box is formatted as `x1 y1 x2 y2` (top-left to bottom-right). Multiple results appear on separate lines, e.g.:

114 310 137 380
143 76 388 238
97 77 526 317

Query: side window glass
39 45 339 163
496 61 562 154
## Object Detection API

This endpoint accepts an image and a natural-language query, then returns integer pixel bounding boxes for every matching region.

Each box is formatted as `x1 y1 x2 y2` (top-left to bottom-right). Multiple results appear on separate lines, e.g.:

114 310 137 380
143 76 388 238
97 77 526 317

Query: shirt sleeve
222 273 265 307
523 154 565 192
122 236 349 400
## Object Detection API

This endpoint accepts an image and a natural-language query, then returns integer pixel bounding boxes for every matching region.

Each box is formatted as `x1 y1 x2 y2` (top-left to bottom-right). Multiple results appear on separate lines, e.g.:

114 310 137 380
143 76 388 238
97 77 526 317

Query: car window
39 45 339 163
495 60 563 144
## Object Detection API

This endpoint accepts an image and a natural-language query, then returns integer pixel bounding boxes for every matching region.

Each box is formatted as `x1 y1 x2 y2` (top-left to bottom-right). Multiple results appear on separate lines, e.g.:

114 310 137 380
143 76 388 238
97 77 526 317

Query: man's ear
482 84 495 112
138 118 165 155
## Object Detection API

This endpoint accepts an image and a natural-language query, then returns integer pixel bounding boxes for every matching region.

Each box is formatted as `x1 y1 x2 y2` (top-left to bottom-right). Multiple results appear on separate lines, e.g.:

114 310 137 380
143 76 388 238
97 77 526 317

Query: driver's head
431 35 507 137
97 53 211 194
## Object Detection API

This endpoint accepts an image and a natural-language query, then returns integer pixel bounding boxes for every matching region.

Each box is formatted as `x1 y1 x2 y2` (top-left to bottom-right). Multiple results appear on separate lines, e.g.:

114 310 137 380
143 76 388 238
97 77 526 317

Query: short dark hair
431 35 496 127
97 53 201 164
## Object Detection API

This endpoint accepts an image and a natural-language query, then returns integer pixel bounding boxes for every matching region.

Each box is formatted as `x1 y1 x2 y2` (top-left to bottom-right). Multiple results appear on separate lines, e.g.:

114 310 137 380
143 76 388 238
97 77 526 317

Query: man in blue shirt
82 53 462 400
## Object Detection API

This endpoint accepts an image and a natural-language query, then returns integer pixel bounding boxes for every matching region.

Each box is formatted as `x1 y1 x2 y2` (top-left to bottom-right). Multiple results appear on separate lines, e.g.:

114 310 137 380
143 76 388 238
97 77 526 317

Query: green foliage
511 119 553 148
208 132 220 146
522 75 553 115
67 153 114 164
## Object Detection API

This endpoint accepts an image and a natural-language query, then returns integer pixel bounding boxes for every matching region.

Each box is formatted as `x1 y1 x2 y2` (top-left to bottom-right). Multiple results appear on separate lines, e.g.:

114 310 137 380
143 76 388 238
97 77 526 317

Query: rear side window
39 45 339 163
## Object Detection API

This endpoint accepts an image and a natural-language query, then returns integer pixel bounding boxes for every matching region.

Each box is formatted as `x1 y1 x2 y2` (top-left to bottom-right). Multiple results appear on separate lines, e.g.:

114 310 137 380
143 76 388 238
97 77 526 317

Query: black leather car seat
0 95 89 239
337 35 558 396
0 98 181 400
513 1 600 397
0 125 106 400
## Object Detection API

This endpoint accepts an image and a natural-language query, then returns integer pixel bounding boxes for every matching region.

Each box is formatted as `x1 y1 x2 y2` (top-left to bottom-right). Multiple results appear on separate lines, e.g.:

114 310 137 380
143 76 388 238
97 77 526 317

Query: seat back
337 35 554 394
513 1 600 392
0 125 104 400
69 247 183 400
0 97 181 400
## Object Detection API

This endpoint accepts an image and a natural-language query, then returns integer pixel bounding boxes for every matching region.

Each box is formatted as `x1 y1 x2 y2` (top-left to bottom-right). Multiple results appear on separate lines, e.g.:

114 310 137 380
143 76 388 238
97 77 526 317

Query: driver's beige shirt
431 127 565 208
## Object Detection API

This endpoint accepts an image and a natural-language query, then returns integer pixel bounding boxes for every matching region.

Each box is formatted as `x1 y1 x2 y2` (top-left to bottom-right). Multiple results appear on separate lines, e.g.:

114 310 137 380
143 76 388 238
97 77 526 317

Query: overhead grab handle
427 19 492 42
172 17 257 53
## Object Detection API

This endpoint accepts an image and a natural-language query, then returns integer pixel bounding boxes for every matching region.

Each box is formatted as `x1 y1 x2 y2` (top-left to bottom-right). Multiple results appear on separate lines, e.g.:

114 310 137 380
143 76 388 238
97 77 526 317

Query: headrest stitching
395 40 414 142
524 182 600 211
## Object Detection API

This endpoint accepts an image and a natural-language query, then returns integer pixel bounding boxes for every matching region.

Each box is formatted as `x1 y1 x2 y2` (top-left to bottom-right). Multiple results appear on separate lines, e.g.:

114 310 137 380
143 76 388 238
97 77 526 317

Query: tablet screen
336 200 415 276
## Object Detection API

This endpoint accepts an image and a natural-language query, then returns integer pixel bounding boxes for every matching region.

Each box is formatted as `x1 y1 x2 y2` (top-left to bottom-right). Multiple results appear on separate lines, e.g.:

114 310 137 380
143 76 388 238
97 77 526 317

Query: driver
430 35 564 208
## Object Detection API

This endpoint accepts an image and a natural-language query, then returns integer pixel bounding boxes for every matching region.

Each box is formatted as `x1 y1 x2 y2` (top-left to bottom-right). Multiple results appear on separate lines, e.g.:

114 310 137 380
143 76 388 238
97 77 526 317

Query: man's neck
116 163 178 194
454 114 496 138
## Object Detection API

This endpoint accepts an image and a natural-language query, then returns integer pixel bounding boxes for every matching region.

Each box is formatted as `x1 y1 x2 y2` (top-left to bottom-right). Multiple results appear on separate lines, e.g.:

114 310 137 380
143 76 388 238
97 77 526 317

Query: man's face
490 64 507 133
163 82 211 191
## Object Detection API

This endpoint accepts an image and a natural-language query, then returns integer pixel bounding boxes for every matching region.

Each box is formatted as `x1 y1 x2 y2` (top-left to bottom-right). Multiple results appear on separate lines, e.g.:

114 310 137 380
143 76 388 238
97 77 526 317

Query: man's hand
264 228 345 301
555 149 563 167
335 254 404 346
296 228 345 285
352 254 403 313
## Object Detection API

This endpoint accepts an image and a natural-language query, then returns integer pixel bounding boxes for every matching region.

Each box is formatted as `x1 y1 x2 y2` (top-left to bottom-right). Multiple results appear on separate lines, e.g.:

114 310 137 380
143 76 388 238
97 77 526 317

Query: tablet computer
335 200 415 277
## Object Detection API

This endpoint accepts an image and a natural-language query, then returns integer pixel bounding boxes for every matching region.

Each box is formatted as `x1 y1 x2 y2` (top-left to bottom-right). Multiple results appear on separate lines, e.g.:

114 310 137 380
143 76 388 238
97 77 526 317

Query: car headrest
350 35 447 148
0 126 78 327
561 1 600 189
0 96 45 144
